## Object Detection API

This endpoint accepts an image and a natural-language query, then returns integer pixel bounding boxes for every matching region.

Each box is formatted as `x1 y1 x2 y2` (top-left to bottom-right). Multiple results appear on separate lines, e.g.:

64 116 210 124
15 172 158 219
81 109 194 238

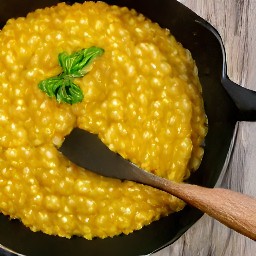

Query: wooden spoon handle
162 181 256 240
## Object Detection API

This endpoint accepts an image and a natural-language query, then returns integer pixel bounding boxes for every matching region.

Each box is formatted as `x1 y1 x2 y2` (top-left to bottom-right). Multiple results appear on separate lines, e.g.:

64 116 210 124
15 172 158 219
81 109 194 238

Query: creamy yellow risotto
0 2 207 239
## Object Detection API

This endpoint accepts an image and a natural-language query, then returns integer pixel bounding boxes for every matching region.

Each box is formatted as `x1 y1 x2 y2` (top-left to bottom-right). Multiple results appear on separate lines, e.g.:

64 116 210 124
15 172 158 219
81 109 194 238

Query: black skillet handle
222 77 256 121
196 19 256 122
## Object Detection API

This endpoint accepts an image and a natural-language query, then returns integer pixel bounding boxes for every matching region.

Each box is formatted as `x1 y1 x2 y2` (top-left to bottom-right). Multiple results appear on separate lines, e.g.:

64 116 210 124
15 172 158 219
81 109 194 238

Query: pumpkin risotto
0 2 207 239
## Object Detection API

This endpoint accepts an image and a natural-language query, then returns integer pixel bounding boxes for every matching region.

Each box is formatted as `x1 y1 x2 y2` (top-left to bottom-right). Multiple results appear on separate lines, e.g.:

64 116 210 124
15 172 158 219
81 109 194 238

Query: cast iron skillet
0 0 256 255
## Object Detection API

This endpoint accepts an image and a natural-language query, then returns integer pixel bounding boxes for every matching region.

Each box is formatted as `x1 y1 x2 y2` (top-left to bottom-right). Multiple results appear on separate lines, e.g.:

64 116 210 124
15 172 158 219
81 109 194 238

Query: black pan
0 0 256 255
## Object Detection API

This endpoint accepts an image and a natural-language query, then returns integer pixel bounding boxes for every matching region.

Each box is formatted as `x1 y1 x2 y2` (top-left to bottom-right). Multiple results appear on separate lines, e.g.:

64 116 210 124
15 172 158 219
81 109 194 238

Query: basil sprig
38 47 104 104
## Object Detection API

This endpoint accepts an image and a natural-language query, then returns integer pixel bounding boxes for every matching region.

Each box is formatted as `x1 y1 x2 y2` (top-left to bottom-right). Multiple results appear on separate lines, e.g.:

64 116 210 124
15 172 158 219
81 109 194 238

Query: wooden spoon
59 128 256 241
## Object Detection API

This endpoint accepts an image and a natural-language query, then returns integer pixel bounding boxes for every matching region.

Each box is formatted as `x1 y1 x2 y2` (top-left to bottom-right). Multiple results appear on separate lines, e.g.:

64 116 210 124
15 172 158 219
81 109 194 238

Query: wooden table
0 0 255 255
154 0 256 255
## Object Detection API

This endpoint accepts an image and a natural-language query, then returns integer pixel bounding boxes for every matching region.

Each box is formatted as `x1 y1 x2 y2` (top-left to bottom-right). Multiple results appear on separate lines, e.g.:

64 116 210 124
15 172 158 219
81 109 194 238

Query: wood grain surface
154 0 256 255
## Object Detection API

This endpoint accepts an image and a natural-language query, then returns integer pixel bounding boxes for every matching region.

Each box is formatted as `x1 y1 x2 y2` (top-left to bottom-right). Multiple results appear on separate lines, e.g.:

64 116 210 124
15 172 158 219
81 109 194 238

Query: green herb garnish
38 46 104 104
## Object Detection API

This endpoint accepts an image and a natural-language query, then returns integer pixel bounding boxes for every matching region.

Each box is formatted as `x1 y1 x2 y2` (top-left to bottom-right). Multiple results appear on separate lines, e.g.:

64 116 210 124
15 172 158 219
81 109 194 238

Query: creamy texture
0 2 207 239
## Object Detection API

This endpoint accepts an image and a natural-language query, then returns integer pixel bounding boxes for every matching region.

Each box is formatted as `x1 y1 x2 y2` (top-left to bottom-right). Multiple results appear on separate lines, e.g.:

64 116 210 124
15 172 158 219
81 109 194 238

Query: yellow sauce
0 2 207 239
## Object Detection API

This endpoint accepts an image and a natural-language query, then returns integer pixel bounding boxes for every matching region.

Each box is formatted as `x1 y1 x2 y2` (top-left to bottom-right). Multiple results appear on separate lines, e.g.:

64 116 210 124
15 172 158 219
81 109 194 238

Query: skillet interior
0 0 238 255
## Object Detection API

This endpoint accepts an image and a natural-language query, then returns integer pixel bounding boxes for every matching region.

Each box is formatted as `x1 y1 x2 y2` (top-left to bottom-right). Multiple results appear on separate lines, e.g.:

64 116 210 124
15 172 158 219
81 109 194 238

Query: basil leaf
38 76 63 98
58 47 104 78
56 79 84 104
38 47 104 104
